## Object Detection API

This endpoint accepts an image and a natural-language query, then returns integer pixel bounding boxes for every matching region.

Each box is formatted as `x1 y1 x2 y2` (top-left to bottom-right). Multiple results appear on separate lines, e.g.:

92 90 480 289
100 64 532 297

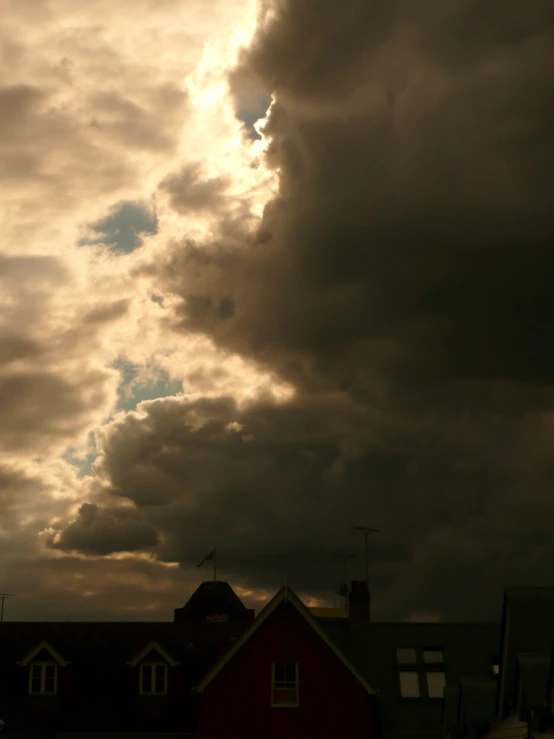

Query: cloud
157 1 554 400
3 0 554 624
49 388 554 621
113 0 554 618
48 502 158 556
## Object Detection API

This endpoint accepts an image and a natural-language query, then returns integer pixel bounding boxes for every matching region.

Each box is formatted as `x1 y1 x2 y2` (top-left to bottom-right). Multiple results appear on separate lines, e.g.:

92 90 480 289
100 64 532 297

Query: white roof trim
194 584 375 695
18 640 70 666
127 640 180 667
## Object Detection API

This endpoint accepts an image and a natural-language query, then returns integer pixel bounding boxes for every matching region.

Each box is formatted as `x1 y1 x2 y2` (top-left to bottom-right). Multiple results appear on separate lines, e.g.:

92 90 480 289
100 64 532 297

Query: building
2 580 554 739
195 583 377 739
443 588 554 739
0 581 255 739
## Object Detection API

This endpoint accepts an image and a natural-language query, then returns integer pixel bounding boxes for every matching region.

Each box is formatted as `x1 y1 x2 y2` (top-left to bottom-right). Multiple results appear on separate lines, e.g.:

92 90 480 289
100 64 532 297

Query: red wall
199 600 373 739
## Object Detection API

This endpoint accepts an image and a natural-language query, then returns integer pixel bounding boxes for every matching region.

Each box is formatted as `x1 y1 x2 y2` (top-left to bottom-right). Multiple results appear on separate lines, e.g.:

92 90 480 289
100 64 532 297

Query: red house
194 584 376 739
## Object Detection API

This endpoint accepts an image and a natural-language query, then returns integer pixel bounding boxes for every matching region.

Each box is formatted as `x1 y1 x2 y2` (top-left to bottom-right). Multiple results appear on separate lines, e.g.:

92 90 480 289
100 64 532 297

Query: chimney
348 580 370 629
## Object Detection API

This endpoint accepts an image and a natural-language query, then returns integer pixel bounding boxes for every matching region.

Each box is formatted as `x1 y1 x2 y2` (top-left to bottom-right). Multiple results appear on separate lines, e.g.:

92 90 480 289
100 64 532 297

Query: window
399 671 420 698
397 648 447 699
29 663 57 695
491 664 500 676
272 661 298 706
397 648 417 664
140 663 167 695
426 671 446 698
423 650 444 664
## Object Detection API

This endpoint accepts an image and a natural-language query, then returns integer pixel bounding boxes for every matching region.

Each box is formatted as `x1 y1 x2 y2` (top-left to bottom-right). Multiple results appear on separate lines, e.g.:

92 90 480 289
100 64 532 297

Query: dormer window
17 640 69 696
140 663 167 695
29 662 57 695
127 640 180 697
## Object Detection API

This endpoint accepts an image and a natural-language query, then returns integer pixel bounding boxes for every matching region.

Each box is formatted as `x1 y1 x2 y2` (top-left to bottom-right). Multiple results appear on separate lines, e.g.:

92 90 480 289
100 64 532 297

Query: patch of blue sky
62 431 99 479
78 200 158 254
114 359 182 413
236 94 272 141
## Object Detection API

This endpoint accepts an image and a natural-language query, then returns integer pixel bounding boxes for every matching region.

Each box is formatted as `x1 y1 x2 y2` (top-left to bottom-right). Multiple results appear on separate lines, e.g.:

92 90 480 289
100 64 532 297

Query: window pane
423 650 443 663
142 666 152 693
154 666 165 692
285 663 296 684
30 664 41 679
492 664 500 676
274 662 285 683
397 648 417 664
44 676 55 693
45 665 56 679
31 668 42 693
427 671 446 698
399 671 420 697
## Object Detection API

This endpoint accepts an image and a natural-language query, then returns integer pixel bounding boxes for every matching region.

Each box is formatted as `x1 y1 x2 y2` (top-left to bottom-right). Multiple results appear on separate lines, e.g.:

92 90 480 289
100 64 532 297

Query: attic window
397 648 417 664
423 650 444 664
399 671 420 698
272 661 298 707
29 663 57 695
140 663 167 695
426 671 446 698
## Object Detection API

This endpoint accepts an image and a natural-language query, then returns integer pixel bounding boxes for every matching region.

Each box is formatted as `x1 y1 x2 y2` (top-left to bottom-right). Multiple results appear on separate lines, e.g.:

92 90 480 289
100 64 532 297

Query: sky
1 0 553 624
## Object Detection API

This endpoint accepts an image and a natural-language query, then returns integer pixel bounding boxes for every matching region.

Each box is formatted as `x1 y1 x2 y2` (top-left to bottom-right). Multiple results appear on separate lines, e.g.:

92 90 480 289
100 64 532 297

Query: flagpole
214 547 217 581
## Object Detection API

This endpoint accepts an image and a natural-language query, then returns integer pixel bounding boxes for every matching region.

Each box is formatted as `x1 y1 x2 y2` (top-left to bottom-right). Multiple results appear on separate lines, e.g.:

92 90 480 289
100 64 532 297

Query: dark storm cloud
155 0 554 404
49 1 554 620
51 391 554 620
127 0 554 617
49 502 158 556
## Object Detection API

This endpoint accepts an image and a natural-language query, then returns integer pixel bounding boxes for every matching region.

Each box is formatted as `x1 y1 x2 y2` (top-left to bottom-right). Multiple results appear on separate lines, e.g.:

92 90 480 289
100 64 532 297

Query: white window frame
271 661 299 707
139 662 168 696
29 662 58 695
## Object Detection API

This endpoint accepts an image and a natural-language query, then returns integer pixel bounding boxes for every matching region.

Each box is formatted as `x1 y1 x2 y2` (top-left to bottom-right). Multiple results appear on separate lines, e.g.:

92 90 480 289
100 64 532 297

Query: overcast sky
1 0 553 624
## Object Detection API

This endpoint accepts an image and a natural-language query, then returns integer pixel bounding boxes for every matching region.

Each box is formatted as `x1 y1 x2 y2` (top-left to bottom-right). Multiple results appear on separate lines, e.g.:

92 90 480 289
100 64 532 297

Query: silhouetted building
1 580 554 739
173 580 255 626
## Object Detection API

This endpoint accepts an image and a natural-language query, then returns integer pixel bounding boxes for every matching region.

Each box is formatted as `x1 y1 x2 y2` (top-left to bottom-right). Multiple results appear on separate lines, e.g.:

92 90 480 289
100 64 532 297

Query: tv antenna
0 594 15 623
352 525 380 584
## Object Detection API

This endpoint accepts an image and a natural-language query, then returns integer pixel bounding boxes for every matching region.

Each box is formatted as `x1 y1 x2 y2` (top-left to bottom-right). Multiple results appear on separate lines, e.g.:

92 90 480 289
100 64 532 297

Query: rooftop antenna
352 526 380 585
332 553 357 611
0 594 15 623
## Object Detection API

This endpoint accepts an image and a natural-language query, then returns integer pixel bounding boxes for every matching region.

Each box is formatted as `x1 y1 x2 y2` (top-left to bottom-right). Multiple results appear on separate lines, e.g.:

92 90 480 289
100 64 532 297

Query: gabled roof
17 639 70 666
194 585 376 695
127 640 180 667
